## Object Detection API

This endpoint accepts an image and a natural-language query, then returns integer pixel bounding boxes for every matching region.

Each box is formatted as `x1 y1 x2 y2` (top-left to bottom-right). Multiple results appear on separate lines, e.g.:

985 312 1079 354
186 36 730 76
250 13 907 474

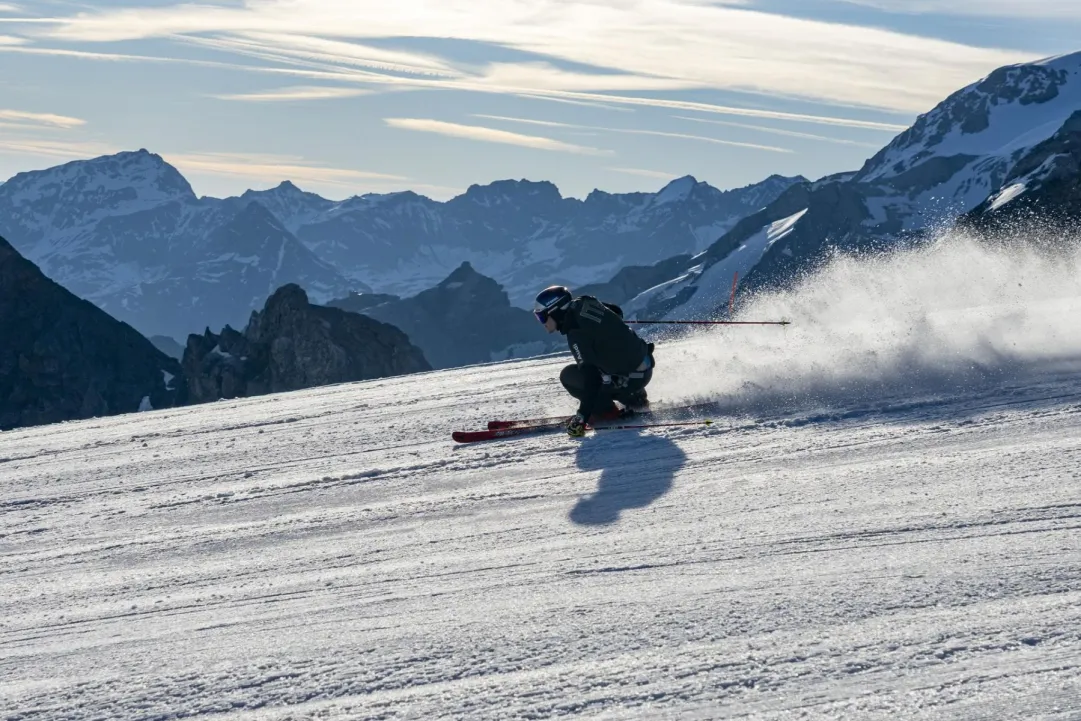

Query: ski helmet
534 285 573 324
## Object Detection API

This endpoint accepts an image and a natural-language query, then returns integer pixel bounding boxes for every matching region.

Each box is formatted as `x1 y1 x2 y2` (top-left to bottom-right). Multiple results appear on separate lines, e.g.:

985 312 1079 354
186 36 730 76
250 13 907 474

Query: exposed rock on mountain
962 110 1081 238
328 262 557 369
0 153 800 337
622 52 1081 321
0 234 182 431
182 284 430 404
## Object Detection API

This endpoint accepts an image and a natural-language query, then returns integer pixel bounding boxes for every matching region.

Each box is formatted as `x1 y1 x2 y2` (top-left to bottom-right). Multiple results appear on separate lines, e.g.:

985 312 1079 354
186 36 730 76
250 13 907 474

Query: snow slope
624 208 808 320
3 236 1081 719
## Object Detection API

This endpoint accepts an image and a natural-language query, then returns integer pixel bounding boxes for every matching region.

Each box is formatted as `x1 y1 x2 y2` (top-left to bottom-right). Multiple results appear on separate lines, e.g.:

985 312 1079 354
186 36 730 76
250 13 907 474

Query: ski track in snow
2 351 1081 720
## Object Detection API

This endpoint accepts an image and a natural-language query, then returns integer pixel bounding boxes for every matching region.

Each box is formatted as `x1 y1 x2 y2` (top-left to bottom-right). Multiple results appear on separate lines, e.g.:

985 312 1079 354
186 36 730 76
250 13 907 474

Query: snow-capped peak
455 179 564 209
1 149 195 210
857 51 1081 185
653 175 698 205
0 149 197 252
240 179 334 232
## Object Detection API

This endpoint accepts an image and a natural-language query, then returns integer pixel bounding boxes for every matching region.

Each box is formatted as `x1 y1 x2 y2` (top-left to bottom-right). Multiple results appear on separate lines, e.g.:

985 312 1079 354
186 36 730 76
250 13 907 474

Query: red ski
453 422 564 444
453 418 714 444
487 407 620 431
488 415 572 431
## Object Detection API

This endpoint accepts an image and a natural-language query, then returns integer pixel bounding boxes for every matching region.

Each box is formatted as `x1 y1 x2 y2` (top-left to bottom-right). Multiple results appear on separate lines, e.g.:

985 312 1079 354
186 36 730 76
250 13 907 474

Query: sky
0 0 1077 201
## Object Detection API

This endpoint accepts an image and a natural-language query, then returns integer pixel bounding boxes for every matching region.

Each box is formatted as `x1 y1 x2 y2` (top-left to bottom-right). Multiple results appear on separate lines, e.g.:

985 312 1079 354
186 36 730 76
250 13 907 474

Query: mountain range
2 50 1079 376
0 155 802 340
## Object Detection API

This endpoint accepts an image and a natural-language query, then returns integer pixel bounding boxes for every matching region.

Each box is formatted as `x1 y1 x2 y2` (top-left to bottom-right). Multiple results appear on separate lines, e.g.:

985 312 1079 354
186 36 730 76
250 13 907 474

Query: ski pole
625 320 789 326
591 419 714 433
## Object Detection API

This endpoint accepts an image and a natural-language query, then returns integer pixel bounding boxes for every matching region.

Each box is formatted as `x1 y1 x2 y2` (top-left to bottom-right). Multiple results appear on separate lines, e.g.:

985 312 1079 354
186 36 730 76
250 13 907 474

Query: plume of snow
651 233 1081 416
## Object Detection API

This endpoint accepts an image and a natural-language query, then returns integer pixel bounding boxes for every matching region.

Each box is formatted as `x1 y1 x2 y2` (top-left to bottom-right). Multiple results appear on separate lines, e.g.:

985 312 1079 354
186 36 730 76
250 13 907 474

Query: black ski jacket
560 295 652 376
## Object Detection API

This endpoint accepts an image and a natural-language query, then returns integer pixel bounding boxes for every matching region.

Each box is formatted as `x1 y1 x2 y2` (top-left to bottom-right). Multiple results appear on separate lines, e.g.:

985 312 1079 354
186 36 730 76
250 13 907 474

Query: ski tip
452 430 493 443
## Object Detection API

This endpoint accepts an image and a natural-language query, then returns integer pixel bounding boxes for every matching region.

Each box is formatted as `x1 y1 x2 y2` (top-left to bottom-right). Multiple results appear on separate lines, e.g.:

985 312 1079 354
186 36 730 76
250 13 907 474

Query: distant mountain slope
0 155 801 337
328 262 559 369
623 52 1081 321
0 234 182 430
94 201 354 337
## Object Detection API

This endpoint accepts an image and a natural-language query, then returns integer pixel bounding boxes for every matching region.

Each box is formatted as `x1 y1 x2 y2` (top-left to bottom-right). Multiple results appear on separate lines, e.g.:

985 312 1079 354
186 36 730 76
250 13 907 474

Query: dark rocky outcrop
328 262 559 369
0 234 182 430
182 284 429 403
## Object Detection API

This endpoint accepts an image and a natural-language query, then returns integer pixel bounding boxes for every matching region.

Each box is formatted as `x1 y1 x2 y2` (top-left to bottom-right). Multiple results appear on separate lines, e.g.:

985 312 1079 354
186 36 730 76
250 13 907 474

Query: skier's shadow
568 430 687 526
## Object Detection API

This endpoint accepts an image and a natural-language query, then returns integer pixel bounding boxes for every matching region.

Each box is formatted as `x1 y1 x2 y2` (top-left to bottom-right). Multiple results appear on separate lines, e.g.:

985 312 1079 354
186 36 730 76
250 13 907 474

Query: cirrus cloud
834 0 1081 19
30 0 1036 114
213 85 375 101
165 151 406 185
384 118 613 155
0 109 85 128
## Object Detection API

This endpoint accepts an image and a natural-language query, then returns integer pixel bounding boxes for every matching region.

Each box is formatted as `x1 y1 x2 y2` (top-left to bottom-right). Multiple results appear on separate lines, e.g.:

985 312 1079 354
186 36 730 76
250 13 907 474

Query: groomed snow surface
4 235 1081 720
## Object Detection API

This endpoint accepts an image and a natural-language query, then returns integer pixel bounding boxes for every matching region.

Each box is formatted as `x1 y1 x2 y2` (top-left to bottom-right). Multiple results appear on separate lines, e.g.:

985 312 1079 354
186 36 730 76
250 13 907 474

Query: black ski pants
560 363 652 419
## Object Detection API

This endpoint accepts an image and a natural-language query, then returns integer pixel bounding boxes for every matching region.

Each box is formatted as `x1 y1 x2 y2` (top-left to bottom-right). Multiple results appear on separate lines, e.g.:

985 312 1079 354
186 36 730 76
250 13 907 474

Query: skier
533 285 655 437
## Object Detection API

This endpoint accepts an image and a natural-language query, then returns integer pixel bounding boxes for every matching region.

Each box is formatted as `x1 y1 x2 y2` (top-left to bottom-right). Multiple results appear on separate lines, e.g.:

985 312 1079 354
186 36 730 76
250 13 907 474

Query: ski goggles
533 309 549 324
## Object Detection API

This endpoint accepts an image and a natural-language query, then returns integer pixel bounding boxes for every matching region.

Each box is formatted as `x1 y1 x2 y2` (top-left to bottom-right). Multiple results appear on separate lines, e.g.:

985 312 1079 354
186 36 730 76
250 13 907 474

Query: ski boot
619 388 650 415
588 402 622 424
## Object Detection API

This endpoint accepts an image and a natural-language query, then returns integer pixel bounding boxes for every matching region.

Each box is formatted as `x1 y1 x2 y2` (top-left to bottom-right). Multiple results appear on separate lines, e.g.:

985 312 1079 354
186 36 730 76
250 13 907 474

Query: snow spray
648 232 1081 415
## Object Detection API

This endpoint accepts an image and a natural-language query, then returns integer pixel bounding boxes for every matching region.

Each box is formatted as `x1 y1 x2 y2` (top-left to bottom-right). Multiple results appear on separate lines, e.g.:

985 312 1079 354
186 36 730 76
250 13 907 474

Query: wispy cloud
180 32 462 78
165 152 407 189
0 42 399 86
607 167 682 180
213 85 374 102
34 0 1034 114
4 26 914 131
613 128 792 154
474 62 699 93
0 4 24 12
518 94 634 112
518 91 912 132
0 33 24 44
0 137 116 160
0 109 85 128
470 114 792 153
834 0 1081 19
3 35 910 133
385 118 612 155
675 116 883 148
472 114 577 128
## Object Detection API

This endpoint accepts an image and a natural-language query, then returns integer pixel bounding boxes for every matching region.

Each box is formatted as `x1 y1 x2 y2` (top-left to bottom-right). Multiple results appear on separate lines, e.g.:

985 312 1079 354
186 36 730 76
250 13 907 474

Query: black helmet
534 285 572 324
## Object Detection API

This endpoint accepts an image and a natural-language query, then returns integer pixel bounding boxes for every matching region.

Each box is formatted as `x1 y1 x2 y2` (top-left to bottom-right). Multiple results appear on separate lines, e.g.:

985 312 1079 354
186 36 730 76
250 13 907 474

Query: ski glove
566 413 587 438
